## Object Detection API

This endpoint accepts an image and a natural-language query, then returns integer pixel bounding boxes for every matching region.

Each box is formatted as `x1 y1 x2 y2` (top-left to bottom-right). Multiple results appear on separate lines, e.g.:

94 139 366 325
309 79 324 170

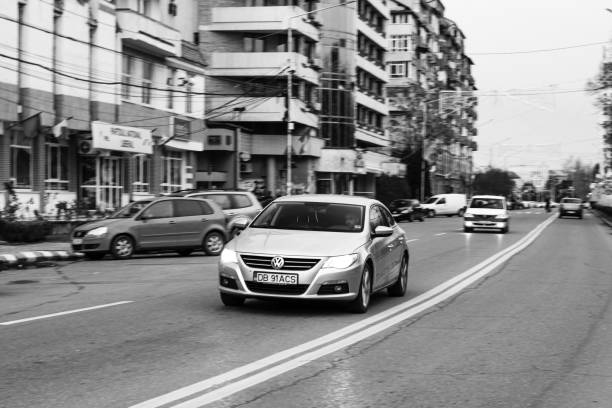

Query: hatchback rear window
232 194 252 209
175 200 204 217
562 198 581 204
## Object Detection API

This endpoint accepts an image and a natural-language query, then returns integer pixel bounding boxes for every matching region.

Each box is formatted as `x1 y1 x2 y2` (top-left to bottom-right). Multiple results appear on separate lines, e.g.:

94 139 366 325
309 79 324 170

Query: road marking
405 239 419 243
130 213 558 408
434 233 446 236
0 301 134 326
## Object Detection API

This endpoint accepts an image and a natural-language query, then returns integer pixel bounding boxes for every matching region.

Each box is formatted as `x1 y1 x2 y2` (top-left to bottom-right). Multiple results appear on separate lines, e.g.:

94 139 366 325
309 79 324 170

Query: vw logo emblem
271 256 284 270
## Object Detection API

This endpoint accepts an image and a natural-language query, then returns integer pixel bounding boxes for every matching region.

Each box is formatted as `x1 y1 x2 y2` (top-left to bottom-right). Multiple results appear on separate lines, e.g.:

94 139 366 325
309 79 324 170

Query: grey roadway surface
1 210 611 407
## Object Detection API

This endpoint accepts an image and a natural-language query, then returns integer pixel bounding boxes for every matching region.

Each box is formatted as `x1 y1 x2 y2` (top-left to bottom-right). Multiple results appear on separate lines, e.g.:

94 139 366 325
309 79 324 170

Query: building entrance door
98 156 124 212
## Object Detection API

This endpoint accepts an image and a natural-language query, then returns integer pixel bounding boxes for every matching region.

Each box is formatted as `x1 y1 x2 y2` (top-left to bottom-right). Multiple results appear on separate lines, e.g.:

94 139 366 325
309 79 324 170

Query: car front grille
240 255 320 271
473 215 496 220
245 282 309 295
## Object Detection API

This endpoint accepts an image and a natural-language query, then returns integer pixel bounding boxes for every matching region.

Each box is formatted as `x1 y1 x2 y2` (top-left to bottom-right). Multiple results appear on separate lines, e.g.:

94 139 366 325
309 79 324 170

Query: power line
471 40 610 56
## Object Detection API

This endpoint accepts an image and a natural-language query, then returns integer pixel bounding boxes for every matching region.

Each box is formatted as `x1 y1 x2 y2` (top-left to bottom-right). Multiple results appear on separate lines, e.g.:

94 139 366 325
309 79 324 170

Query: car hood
465 208 507 216
233 228 366 257
73 218 125 231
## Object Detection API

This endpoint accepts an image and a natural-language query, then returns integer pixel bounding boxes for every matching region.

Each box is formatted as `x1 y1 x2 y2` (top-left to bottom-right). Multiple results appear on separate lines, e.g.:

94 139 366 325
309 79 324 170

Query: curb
592 209 612 228
0 250 84 271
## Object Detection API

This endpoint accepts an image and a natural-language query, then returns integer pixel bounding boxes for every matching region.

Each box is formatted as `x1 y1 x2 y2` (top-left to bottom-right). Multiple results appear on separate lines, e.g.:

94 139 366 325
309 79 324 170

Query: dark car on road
71 197 227 259
388 199 426 222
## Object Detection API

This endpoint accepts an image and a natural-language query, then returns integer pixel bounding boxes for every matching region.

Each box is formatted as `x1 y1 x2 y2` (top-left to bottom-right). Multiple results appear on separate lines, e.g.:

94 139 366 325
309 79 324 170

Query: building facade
0 0 205 217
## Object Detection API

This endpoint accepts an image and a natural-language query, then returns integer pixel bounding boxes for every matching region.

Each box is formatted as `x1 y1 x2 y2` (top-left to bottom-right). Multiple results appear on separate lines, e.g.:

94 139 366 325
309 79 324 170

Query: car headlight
220 248 238 264
86 226 108 237
322 254 359 269
401 209 410 214
464 214 475 220
495 214 509 220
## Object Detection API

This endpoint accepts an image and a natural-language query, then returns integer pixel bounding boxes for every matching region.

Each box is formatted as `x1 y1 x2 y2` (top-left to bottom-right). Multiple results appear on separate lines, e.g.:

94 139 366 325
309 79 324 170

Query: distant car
463 195 510 233
420 193 467 217
388 199 426 222
71 197 227 259
218 194 410 313
559 198 583 219
168 190 263 238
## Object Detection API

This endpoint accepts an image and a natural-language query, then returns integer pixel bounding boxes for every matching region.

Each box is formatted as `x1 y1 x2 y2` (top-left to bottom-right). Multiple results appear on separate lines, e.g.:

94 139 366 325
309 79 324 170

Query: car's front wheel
428 210 435 218
220 293 245 306
110 234 135 259
203 231 225 256
388 255 408 297
347 264 372 314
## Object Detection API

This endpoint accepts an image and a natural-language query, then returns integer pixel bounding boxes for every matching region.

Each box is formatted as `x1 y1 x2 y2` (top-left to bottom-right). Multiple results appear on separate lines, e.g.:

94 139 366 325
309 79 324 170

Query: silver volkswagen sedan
218 194 410 313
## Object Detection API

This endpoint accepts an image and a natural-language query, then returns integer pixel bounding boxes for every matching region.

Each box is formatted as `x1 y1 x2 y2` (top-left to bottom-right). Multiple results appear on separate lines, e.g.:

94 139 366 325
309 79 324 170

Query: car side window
369 206 385 231
438 198 446 204
197 201 214 215
142 201 173 219
232 194 252 209
204 194 232 210
175 200 204 217
380 206 396 227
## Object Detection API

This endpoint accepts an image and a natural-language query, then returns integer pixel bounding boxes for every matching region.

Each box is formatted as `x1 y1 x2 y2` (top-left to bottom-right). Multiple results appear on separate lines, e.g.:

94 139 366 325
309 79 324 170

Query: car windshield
110 201 151 218
562 198 581 204
424 197 439 204
250 202 365 232
469 198 504 209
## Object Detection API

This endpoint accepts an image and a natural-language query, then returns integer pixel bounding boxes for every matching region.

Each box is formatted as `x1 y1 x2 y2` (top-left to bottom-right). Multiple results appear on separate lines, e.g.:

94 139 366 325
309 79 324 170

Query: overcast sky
441 0 611 171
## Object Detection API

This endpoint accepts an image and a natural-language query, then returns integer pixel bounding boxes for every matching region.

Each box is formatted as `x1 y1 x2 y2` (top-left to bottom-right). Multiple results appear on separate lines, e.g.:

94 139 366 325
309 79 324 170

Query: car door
132 200 176 249
436 197 448 215
380 205 405 280
173 199 210 247
368 205 394 290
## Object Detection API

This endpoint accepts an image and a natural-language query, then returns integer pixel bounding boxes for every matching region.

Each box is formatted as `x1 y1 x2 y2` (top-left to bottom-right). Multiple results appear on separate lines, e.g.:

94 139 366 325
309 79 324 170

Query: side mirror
372 225 393 238
233 218 249 230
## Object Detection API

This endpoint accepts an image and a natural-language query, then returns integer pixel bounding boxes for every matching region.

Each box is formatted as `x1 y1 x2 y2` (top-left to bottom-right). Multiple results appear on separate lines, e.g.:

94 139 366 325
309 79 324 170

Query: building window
208 135 221 145
390 35 411 52
122 55 133 100
10 133 31 188
389 62 406 78
142 61 153 104
185 73 194 113
45 143 68 190
161 151 182 193
133 155 149 193
167 67 176 109
391 13 409 24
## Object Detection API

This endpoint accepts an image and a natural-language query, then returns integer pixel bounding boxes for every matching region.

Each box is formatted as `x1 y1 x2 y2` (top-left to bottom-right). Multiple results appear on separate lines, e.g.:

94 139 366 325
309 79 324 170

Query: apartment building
0 0 206 217
386 0 477 198
315 0 404 196
199 0 323 195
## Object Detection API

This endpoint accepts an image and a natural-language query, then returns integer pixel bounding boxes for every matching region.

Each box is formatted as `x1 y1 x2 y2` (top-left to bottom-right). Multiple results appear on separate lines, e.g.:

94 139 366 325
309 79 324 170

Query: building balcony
356 55 388 83
116 8 181 56
317 148 398 175
355 124 390 148
207 6 319 42
208 52 319 85
249 134 325 157
356 19 387 50
355 90 389 116
206 96 318 128
195 171 228 183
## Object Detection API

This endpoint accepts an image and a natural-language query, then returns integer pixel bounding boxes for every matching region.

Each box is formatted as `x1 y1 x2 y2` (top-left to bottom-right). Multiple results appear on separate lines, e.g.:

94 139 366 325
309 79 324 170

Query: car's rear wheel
408 213 414 222
388 255 408 297
177 249 193 256
347 263 372 314
110 235 134 259
220 292 245 306
203 231 225 256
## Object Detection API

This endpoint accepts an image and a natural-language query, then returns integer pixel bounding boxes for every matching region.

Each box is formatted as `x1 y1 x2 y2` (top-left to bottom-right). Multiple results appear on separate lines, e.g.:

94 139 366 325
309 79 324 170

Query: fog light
220 276 238 289
333 285 344 293
318 281 349 295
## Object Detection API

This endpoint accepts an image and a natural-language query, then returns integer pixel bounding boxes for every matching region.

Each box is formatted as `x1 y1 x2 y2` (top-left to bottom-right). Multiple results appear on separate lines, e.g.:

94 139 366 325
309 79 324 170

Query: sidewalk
0 238 81 270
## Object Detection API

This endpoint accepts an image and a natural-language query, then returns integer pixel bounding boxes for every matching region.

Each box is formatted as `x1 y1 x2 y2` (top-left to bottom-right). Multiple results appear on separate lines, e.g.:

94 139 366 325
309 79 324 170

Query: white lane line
130 213 557 408
0 301 134 326
405 239 419 243
434 233 446 236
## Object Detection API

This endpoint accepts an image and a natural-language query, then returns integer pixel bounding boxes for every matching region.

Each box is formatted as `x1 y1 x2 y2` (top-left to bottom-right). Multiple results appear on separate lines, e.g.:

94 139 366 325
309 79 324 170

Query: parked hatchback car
218 194 410 313
71 197 227 259
388 199 426 222
559 197 583 219
463 195 510 233
169 190 263 238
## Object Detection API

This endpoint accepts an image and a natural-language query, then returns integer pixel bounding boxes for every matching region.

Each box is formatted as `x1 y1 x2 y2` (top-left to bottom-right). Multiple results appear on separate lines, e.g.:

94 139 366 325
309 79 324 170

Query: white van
420 194 467 217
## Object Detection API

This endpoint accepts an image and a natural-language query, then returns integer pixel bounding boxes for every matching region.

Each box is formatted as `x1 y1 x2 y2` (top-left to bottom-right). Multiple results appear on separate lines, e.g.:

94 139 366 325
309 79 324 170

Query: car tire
408 213 414 222
419 216 425 222
458 208 466 217
428 210 435 218
203 231 225 256
177 249 193 256
388 255 408 297
220 292 245 306
110 234 135 260
84 252 106 260
464 226 473 233
501 226 509 234
347 263 372 314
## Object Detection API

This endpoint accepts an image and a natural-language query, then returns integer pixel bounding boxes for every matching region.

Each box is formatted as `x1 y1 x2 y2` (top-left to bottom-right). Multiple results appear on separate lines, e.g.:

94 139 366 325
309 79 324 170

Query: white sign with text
91 121 153 154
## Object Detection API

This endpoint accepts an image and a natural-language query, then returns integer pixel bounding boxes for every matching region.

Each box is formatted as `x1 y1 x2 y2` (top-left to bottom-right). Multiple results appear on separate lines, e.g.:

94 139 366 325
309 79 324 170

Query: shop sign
91 121 152 154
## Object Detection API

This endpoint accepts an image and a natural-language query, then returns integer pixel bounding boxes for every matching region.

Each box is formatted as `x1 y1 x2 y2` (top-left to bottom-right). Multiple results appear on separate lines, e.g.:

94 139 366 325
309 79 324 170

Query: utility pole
420 102 427 202
286 23 293 196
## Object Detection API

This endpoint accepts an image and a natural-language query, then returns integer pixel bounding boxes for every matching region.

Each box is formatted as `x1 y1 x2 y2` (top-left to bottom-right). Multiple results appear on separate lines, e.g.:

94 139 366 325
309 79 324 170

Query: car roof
470 195 505 199
273 194 380 206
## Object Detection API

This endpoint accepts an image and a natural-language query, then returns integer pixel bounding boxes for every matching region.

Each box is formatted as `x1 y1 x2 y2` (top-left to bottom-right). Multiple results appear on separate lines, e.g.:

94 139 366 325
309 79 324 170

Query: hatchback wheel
388 255 408 297
348 264 372 313
203 231 225 256
220 292 245 306
110 235 134 259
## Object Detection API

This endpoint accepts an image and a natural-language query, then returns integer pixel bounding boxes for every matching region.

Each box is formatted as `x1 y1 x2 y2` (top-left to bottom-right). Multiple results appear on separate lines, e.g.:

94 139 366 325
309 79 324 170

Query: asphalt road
1 209 611 408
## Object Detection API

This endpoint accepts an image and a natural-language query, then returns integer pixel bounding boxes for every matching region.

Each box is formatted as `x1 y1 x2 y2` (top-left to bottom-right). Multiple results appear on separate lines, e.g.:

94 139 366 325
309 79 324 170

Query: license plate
72 238 83 245
254 272 298 285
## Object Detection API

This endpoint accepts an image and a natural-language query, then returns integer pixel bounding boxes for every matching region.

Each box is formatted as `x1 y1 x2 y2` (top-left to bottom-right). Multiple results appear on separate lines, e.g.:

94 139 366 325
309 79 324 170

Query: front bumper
218 256 363 301
464 220 508 229
71 235 111 252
